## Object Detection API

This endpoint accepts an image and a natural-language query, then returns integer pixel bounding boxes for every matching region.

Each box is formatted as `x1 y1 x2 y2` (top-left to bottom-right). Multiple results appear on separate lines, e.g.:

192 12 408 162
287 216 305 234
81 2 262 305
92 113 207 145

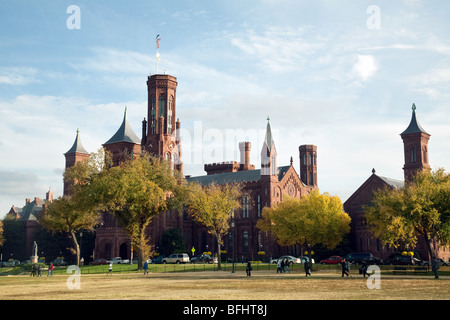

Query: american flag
156 35 161 49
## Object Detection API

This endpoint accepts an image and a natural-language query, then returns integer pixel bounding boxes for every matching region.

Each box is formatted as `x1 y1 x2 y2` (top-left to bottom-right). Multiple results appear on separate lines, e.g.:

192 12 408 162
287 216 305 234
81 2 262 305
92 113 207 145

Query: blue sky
1 0 450 218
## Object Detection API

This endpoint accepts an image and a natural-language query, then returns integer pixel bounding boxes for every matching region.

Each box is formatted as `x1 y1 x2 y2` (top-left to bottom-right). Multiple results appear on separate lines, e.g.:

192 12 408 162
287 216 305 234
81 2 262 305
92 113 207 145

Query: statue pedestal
30 256 38 263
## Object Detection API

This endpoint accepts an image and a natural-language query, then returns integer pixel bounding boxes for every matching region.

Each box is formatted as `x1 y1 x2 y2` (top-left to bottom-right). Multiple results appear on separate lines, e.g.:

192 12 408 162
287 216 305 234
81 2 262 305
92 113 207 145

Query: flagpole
155 35 160 74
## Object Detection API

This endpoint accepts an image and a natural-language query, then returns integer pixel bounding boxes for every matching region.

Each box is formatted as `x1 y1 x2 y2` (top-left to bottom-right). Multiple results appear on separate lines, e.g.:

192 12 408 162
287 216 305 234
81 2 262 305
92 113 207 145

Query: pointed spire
264 116 275 151
104 107 141 145
401 103 429 136
65 129 89 155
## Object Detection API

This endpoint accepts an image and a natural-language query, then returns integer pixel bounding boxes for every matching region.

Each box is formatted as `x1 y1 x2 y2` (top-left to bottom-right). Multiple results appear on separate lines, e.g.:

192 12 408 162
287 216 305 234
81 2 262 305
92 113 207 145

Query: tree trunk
216 234 222 271
70 231 80 267
424 233 435 264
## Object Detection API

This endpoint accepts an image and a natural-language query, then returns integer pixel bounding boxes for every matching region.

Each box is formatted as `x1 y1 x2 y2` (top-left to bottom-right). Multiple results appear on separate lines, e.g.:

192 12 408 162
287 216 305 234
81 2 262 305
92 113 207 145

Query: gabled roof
344 169 404 207
377 175 404 189
10 199 47 221
186 165 291 186
104 108 141 145
65 129 89 155
400 103 430 136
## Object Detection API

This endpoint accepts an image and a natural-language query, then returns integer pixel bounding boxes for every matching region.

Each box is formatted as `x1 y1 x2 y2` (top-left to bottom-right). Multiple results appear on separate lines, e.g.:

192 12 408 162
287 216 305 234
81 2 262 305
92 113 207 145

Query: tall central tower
142 74 182 173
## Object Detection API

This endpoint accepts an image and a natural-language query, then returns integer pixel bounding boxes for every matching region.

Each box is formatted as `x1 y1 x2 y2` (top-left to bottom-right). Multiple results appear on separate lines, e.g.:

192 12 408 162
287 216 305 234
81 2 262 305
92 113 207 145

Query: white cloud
229 25 324 73
351 55 378 82
0 67 40 85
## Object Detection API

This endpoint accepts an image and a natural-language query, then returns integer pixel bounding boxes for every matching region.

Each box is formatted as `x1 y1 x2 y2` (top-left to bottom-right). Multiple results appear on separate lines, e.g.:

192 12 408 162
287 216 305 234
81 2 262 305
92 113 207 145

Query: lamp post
231 215 235 274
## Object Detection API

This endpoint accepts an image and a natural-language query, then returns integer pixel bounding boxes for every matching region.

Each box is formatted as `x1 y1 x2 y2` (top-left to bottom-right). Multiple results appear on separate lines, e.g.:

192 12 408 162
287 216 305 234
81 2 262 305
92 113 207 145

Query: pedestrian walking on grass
276 259 282 273
284 259 291 273
31 264 37 277
143 261 149 275
246 261 252 277
432 258 439 279
340 258 349 277
47 263 54 277
107 262 113 276
304 260 311 277
360 260 368 278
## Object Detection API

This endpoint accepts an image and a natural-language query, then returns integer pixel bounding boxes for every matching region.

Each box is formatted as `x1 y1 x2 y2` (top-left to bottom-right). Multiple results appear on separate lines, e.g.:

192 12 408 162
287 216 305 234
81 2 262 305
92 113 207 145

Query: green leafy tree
94 154 181 269
365 168 450 260
159 228 187 256
40 196 99 266
257 190 351 263
39 149 105 266
186 183 242 270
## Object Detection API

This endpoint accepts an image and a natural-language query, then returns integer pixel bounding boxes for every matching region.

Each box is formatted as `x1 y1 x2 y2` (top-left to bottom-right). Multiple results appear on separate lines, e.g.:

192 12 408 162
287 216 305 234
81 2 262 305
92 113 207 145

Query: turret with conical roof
400 104 431 182
103 107 141 166
64 129 90 195
104 107 141 146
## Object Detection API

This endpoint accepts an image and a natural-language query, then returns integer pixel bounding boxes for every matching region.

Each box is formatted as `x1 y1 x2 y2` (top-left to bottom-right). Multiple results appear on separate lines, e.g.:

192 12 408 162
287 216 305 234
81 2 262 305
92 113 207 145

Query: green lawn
2 262 448 276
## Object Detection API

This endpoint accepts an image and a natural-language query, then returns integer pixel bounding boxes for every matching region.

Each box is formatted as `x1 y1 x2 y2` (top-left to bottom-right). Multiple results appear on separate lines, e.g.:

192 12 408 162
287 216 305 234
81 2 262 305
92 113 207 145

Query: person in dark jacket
360 260 368 277
246 261 252 277
304 260 311 277
340 258 349 277
432 258 439 279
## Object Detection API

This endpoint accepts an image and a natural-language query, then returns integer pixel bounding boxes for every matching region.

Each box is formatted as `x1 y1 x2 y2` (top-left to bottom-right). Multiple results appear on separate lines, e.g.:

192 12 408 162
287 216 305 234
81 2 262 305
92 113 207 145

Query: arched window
159 94 166 118
243 231 249 253
228 232 233 253
423 146 428 164
151 96 156 134
168 95 173 133
242 196 249 218
410 147 417 163
256 194 261 217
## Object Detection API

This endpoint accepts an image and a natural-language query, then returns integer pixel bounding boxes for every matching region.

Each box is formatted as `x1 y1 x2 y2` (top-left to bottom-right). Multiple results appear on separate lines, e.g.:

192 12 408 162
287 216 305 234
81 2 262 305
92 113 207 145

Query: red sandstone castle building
63 73 318 261
7 70 449 263
344 104 450 262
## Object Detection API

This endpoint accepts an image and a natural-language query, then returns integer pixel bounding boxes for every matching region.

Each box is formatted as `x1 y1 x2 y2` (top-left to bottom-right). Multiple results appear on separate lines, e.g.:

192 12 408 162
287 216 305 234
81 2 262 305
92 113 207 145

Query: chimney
141 118 147 145
239 142 254 171
34 197 39 206
26 198 30 205
46 188 54 203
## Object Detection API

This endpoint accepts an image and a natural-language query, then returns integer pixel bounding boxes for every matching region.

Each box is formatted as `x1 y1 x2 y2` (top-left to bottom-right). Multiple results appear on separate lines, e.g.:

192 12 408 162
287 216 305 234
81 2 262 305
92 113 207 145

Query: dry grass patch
0 271 448 300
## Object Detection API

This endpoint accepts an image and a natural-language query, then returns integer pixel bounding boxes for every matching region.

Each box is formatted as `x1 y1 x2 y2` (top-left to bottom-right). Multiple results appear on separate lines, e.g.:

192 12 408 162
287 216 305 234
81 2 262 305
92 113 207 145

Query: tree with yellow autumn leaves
257 190 351 264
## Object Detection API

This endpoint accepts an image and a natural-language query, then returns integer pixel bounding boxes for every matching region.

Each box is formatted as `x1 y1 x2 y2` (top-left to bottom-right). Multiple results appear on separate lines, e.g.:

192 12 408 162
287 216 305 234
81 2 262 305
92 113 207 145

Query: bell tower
299 144 318 187
400 104 431 183
143 74 182 173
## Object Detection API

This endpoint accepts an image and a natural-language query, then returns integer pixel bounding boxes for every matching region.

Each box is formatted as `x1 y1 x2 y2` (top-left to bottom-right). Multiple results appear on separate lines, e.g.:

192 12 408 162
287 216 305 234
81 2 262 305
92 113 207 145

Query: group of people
276 258 293 274
30 262 54 277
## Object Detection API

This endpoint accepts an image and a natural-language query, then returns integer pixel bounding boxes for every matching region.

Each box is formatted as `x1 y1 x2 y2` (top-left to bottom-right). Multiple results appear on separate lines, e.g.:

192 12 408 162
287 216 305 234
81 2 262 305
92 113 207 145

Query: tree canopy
186 182 242 270
92 153 183 269
365 168 450 260
257 190 351 251
39 149 105 266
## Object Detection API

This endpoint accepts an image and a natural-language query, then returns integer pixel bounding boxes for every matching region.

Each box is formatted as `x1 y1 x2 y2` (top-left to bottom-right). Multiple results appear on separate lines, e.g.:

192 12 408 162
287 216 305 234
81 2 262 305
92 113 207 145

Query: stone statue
31 241 38 263
32 241 37 256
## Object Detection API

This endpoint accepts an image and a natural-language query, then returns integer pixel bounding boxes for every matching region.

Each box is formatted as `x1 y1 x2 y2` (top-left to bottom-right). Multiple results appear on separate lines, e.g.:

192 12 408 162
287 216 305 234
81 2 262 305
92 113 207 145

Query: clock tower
142 74 182 173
